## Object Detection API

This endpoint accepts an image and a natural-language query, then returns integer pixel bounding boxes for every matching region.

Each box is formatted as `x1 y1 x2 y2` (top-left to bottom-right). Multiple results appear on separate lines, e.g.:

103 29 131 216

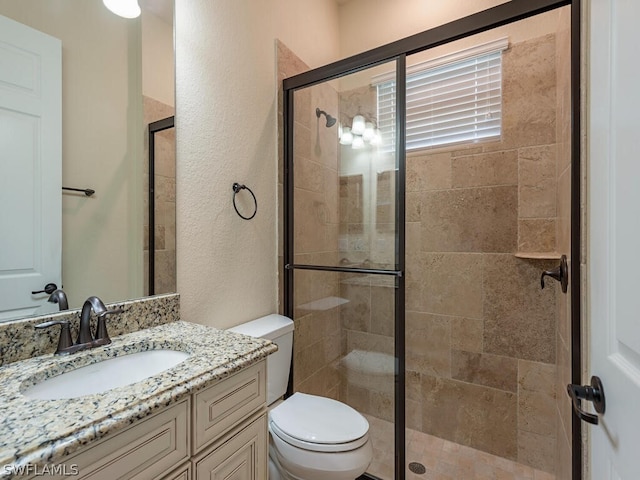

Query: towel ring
232 183 257 220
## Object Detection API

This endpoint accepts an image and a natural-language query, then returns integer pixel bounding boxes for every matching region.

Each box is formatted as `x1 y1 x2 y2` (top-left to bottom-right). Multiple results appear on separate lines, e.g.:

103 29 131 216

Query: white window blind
376 42 505 152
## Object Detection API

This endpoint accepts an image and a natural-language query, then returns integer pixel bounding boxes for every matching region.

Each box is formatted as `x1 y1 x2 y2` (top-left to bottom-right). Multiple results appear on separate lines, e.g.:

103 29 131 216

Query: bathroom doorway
282 1 580 479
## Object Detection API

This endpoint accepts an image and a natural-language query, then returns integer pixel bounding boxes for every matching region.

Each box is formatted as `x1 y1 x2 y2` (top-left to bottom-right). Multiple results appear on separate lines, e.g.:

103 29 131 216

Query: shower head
316 108 337 128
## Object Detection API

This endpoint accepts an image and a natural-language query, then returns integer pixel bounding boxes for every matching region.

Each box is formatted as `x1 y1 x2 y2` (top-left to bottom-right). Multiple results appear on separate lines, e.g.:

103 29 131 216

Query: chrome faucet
36 296 123 355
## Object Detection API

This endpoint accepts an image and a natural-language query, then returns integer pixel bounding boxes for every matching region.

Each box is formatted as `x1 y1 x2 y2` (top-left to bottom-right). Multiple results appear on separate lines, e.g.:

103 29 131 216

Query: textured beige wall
175 0 340 328
338 0 560 60
275 0 340 68
0 0 143 309
339 0 504 58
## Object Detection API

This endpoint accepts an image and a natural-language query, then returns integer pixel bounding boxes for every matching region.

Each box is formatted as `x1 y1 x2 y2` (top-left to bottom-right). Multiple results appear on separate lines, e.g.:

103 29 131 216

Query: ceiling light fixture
103 0 141 18
339 115 381 149
339 127 353 146
351 135 365 149
351 115 366 135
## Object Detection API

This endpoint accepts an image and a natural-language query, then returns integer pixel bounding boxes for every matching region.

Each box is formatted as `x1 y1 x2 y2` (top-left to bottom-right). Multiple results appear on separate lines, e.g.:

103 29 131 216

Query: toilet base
269 455 284 480
269 450 302 480
269 431 372 480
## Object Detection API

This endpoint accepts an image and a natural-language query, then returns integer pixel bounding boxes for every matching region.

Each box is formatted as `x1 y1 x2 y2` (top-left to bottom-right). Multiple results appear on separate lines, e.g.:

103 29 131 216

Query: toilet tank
228 314 294 406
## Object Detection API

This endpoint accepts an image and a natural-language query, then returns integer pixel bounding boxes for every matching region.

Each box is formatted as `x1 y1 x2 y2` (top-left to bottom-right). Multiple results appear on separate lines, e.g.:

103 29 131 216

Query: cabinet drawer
193 361 266 453
64 399 190 480
193 413 267 480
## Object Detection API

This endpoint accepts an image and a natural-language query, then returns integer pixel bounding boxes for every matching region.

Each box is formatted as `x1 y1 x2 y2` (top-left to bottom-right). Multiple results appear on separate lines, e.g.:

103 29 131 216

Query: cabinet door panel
58 400 189 480
194 361 266 453
194 414 267 480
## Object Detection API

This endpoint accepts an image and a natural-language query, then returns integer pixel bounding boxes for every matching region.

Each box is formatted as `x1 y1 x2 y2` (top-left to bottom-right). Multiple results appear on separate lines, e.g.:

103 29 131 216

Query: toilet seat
269 393 369 453
270 421 369 453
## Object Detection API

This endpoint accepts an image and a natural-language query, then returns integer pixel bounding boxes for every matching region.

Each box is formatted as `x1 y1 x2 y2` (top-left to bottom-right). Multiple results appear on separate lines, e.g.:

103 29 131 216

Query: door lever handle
567 376 606 425
541 255 568 293
31 283 58 295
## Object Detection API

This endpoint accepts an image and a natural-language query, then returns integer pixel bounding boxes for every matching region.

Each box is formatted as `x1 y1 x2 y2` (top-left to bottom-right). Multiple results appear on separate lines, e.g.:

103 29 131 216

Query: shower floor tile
364 415 555 480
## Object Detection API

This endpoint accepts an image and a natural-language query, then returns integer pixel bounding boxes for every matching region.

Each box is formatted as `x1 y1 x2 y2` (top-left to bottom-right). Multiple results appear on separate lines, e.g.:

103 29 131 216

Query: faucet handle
35 320 73 355
93 308 124 346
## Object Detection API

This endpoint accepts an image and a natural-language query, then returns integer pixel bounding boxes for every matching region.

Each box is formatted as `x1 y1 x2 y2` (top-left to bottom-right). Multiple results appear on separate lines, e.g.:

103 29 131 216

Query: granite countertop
0 321 277 476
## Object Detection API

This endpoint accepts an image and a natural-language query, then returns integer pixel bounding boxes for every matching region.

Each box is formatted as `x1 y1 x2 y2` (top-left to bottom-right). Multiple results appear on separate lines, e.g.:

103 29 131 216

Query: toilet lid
269 393 369 446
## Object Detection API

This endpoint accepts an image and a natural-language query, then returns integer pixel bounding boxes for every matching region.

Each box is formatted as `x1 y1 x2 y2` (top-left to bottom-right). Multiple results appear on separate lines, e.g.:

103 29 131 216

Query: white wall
175 0 339 328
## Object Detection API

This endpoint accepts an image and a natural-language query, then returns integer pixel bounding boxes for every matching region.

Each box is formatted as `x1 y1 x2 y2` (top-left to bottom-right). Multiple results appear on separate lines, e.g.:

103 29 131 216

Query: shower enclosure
145 114 176 296
282 1 580 479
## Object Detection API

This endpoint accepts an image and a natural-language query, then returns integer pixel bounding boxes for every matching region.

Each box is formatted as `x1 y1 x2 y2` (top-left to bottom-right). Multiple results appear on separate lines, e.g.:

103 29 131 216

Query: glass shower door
284 57 405 480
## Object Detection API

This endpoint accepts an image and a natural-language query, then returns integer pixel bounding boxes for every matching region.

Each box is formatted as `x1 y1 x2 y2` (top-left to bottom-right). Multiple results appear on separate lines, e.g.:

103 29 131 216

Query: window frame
374 38 508 152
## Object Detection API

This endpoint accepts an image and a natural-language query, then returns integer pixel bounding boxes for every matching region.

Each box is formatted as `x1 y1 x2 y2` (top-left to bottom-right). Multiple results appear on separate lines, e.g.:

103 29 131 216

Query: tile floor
364 415 555 480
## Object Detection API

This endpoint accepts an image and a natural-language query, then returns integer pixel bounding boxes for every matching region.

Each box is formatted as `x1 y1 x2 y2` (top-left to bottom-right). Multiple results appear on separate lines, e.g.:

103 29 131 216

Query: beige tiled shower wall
554 7 573 480
339 274 396 423
336 33 564 473
402 33 563 473
277 40 305 313
277 41 343 398
278 29 570 474
143 96 176 295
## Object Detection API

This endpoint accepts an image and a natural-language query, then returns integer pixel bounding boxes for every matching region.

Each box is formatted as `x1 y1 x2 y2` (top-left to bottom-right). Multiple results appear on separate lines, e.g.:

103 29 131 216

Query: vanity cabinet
193 361 266 454
43 399 190 480
192 413 267 480
29 360 267 480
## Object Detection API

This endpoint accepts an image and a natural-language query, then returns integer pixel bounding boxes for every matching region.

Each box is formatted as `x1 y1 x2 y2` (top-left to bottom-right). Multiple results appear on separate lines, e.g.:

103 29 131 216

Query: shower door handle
567 376 606 425
540 255 568 293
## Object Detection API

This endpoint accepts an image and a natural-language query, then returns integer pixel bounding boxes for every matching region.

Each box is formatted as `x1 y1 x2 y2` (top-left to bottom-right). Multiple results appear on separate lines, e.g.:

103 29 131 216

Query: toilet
229 314 373 480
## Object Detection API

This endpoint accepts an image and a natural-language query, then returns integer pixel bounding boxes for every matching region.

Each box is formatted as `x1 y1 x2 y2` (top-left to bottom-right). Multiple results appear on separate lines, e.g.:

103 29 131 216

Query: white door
0 15 61 320
588 1 640 479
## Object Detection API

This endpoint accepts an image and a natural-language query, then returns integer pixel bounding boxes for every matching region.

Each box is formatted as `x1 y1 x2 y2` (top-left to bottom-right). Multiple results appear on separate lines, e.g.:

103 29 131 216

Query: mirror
0 0 175 322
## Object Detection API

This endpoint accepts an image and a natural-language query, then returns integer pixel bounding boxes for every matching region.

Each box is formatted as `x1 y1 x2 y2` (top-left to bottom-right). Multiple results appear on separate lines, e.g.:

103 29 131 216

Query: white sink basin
23 350 190 400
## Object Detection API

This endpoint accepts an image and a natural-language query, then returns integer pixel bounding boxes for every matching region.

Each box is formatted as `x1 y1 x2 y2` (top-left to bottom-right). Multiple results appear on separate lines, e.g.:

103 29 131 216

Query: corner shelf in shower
514 252 562 260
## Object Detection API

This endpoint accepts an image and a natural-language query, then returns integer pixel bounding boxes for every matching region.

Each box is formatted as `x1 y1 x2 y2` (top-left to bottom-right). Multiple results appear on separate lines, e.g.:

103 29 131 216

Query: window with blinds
376 46 504 152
